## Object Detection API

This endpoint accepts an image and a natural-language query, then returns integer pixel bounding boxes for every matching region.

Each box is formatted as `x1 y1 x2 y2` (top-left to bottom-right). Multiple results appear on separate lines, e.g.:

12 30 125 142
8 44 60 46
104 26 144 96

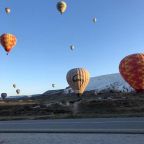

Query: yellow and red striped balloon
66 68 90 96
119 53 144 92
0 33 17 54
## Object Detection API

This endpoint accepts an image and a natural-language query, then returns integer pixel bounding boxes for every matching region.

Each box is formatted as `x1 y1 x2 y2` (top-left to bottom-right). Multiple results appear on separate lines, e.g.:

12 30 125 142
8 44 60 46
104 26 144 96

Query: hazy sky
0 0 144 96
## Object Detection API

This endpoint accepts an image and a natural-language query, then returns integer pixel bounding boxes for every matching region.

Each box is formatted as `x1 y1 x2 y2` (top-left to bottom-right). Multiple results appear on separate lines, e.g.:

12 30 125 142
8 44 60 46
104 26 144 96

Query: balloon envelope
66 68 90 96
1 93 7 100
52 84 55 88
5 8 11 14
0 33 17 54
57 1 67 14
13 84 16 88
119 53 144 92
70 45 75 51
93 17 96 23
16 89 20 94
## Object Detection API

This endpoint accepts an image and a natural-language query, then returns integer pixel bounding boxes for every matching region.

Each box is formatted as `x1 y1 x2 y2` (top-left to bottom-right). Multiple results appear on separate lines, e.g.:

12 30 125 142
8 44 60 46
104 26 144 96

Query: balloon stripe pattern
119 53 144 92
66 68 90 95
0 33 17 53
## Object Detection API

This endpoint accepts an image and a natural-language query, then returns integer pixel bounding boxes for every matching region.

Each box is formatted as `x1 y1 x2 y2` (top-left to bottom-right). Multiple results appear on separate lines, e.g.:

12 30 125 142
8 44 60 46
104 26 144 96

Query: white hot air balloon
5 8 11 14
93 17 96 23
70 45 75 51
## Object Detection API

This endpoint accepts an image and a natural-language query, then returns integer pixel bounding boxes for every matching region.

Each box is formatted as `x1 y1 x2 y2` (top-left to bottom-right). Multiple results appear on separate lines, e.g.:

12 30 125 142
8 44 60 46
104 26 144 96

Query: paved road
0 117 144 133
0 133 144 144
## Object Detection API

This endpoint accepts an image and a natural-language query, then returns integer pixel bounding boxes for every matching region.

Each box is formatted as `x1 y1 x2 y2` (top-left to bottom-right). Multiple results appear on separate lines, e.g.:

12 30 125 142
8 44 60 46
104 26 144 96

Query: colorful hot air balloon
1 93 7 100
5 8 11 14
16 89 20 94
66 68 90 96
0 33 17 54
57 1 67 14
13 84 16 88
119 53 144 92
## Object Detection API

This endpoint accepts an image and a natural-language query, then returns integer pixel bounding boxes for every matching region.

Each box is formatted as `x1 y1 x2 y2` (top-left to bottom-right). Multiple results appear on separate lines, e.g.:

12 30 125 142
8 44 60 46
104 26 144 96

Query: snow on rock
86 73 133 92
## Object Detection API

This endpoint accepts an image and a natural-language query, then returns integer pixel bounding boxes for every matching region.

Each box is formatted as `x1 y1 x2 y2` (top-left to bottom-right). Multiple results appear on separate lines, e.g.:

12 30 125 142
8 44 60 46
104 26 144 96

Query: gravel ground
0 133 143 144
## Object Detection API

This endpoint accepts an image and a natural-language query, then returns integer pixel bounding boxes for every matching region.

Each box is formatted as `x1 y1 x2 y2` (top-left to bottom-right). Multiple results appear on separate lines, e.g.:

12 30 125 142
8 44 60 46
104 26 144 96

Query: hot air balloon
66 68 90 96
52 84 56 88
0 33 17 54
57 1 67 14
70 45 75 51
119 53 144 92
93 17 96 23
13 84 16 88
5 8 11 14
16 89 20 94
1 93 7 100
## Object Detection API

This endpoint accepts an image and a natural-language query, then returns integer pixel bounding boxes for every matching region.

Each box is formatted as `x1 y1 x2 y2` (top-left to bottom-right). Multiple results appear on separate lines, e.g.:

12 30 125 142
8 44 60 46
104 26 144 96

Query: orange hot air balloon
119 53 144 92
0 33 17 54
66 68 90 96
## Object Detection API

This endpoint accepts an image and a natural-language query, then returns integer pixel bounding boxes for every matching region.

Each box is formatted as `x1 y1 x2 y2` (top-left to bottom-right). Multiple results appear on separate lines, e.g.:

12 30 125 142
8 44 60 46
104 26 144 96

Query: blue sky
0 0 144 96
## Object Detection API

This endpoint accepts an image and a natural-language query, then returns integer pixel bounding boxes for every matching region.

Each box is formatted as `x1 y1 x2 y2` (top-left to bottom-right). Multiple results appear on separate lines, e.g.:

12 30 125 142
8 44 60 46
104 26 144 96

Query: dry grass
0 100 36 106
0 91 144 120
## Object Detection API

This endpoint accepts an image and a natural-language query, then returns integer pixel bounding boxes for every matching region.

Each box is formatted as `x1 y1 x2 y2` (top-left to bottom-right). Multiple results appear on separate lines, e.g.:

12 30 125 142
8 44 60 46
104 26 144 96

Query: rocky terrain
0 73 143 120
0 90 144 120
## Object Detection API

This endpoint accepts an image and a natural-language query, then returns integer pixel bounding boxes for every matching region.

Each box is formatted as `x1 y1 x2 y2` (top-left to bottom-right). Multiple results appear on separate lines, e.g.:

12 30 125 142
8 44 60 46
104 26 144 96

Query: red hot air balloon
119 53 144 92
0 33 17 54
